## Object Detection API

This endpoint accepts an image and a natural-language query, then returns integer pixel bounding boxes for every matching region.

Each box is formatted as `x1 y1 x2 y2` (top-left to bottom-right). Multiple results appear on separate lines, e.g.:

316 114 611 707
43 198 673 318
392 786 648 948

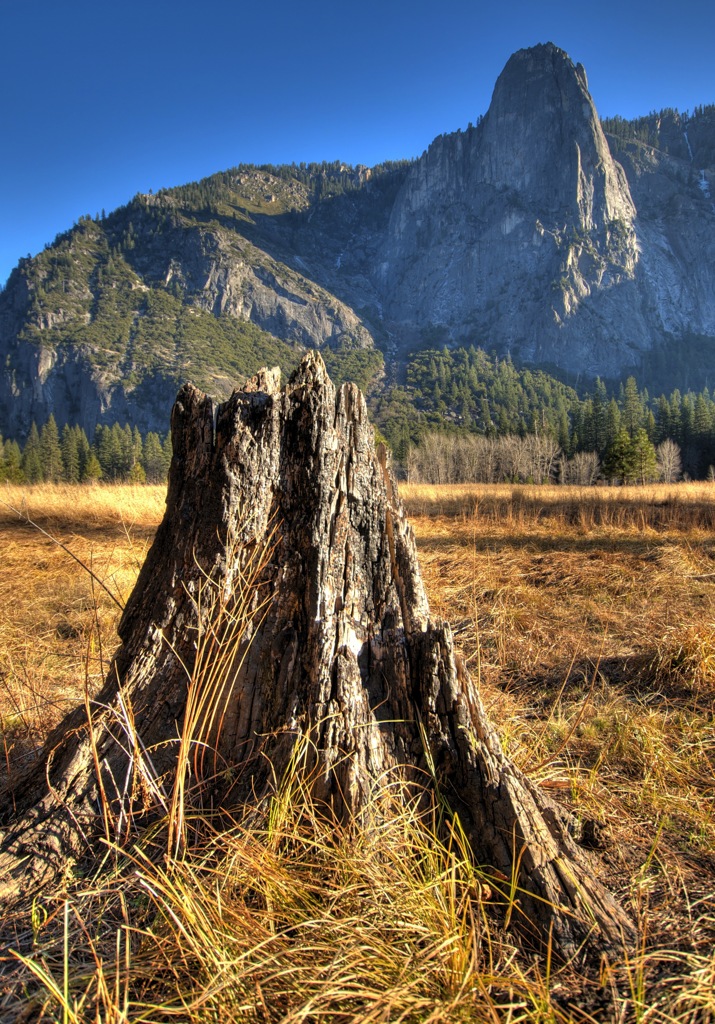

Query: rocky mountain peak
479 42 635 229
378 43 640 362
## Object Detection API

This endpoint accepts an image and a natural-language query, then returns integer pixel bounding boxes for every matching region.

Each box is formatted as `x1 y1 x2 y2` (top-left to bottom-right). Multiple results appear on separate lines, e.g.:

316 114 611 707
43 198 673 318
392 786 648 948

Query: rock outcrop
377 44 644 368
375 45 715 374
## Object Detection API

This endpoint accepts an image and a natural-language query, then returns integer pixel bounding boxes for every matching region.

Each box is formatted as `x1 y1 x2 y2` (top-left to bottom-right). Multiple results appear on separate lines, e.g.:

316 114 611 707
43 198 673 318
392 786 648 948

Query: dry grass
1 482 714 1022
4 774 531 1023
0 483 167 532
402 481 715 532
0 485 165 787
404 481 715 1020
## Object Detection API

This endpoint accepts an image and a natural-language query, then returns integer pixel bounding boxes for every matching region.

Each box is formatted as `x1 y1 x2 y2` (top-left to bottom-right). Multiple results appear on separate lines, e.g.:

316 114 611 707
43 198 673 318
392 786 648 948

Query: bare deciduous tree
656 438 682 483
408 433 562 485
562 450 601 486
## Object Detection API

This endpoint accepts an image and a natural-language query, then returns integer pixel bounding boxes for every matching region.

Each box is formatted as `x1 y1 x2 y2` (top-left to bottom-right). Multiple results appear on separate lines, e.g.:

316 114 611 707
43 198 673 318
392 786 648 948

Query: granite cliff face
377 45 642 367
1 43 714 438
610 133 715 346
376 44 715 374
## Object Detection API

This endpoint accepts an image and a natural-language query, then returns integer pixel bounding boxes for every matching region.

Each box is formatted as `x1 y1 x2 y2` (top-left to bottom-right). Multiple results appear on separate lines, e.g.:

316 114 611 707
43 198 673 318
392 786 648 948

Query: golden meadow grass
1 481 714 1022
0 485 165 770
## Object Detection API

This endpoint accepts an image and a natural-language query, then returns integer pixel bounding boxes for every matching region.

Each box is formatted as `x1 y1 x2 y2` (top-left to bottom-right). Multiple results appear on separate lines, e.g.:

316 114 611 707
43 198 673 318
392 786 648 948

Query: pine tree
604 399 622 449
557 408 570 454
143 432 165 483
691 393 714 475
621 376 644 436
96 425 123 480
94 426 109 477
644 408 657 441
630 428 658 484
669 391 683 445
131 426 143 471
40 415 63 482
128 461 147 484
693 393 712 440
83 450 103 482
603 429 636 484
75 427 91 481
61 424 80 483
2 440 23 483
681 394 695 446
118 424 134 477
480 397 494 436
655 395 671 443
592 378 609 453
579 398 596 452
22 423 43 483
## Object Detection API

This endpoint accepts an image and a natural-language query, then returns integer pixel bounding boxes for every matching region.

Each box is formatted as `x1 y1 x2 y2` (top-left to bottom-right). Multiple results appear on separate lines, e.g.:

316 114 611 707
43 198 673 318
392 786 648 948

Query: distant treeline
0 418 171 485
238 159 413 193
602 104 715 166
6 346 715 486
162 158 413 212
375 346 715 481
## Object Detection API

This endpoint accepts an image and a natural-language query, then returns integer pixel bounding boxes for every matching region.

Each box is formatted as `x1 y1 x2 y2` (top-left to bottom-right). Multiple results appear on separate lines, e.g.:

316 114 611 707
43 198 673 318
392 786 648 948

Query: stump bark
0 353 634 956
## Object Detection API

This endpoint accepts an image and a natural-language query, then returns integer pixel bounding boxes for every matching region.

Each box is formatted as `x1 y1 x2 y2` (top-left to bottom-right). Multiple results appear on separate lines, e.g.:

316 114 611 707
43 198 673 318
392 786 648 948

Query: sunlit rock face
377 43 648 373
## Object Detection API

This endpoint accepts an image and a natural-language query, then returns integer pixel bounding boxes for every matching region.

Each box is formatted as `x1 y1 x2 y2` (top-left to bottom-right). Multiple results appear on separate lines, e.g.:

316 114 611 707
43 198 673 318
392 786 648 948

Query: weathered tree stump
0 353 634 956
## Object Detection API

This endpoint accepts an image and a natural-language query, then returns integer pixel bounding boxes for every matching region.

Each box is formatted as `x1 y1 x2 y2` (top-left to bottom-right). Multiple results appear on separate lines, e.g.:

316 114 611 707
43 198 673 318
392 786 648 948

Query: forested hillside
602 104 715 166
377 347 715 481
4 344 715 485
0 160 405 438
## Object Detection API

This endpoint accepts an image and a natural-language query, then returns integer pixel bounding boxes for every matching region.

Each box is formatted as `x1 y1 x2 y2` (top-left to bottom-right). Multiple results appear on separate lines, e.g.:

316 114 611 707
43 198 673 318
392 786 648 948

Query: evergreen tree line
3 351 715 487
159 159 412 213
601 104 715 167
398 347 715 483
559 375 715 479
0 418 172 485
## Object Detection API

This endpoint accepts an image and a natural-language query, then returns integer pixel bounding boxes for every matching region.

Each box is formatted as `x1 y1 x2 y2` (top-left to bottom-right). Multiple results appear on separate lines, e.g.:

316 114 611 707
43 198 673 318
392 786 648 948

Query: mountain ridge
1 42 714 441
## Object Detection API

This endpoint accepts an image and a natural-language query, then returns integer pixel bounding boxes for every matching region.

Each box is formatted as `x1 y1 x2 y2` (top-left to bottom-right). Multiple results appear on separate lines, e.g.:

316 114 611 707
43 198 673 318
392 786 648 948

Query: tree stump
0 353 634 957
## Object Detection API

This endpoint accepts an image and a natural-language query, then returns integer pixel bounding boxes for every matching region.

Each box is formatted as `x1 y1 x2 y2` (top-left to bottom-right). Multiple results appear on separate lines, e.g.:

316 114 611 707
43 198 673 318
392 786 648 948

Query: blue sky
2 0 714 285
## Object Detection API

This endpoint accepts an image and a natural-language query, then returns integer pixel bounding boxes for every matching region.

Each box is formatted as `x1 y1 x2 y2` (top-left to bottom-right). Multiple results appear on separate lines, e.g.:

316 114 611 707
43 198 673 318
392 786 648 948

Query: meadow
0 481 713 1022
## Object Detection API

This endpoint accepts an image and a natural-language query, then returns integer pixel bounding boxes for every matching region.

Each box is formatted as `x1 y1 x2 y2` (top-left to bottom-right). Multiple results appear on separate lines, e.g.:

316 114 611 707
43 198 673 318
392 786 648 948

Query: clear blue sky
2 0 714 286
